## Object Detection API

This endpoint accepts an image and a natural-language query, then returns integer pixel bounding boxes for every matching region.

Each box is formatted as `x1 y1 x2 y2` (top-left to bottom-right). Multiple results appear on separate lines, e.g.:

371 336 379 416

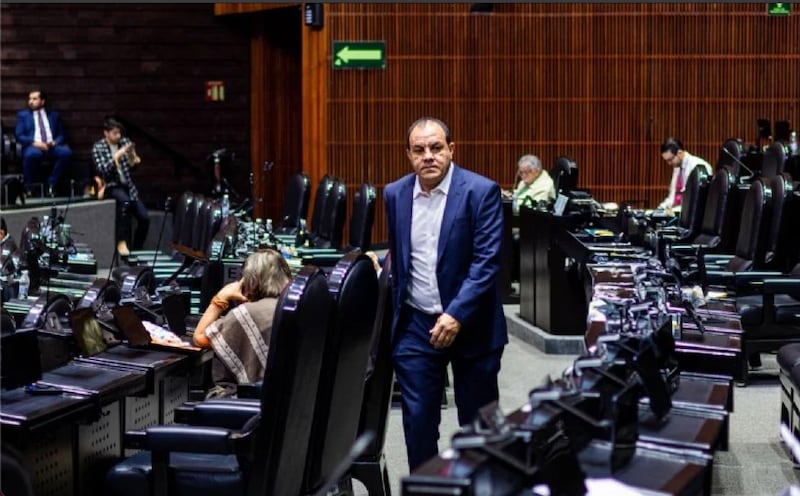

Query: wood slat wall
0 4 252 207
325 3 800 243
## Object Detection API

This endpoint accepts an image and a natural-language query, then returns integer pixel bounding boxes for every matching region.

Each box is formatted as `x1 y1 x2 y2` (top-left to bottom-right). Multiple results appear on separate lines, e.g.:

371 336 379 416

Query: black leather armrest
173 399 260 429
704 254 734 265
124 425 236 454
706 270 735 287
761 278 800 295
733 272 786 293
670 243 700 254
190 401 260 430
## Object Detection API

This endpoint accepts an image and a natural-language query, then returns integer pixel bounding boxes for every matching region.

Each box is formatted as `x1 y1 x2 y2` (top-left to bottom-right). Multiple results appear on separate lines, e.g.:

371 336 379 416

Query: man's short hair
406 117 452 149
103 116 125 133
660 137 685 155
517 154 542 171
28 89 46 101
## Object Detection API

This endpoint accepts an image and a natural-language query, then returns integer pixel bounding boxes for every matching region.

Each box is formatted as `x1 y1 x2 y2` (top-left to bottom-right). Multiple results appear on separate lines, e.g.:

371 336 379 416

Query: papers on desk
532 479 645 496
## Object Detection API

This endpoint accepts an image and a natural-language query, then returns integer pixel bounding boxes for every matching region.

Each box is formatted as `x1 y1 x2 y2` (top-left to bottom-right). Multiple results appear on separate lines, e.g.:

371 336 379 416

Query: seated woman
193 249 292 397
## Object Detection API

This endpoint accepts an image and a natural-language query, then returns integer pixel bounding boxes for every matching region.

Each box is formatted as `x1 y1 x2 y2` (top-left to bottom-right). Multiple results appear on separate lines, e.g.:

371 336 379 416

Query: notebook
114 304 200 351
112 306 152 347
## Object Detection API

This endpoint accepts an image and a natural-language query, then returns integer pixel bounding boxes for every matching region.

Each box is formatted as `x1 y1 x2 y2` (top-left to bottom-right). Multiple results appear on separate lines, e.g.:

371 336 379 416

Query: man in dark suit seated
14 89 73 196
384 116 508 471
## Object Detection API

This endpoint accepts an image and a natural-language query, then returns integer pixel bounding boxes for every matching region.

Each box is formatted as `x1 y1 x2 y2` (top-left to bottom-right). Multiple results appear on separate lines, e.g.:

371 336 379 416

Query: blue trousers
392 304 503 471
22 144 72 188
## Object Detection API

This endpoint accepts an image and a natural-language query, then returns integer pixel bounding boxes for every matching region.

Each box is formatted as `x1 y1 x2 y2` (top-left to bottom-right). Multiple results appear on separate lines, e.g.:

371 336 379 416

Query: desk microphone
720 145 755 181
151 196 173 269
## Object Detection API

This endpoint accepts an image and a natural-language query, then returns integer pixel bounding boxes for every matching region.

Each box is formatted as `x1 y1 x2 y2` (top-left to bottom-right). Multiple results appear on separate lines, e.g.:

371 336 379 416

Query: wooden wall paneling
301 4 329 227
325 3 799 242
248 7 303 222
215 3 298 16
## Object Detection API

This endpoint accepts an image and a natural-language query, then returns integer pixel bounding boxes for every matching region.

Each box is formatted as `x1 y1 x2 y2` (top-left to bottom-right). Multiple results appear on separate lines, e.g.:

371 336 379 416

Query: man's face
661 149 684 168
104 128 122 145
406 121 454 191
518 165 540 185
27 92 45 111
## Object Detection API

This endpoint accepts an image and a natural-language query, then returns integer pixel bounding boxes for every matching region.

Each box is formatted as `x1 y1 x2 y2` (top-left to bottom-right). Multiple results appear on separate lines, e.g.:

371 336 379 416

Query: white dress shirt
33 109 53 144
658 151 711 211
406 164 454 314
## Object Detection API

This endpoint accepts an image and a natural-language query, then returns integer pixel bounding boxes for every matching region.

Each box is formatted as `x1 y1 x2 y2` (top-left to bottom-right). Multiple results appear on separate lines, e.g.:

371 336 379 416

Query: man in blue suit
384 117 507 470
15 89 73 195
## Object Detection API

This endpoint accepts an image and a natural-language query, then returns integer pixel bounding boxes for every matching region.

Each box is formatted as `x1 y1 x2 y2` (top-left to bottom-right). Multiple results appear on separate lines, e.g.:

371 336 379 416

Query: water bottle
790 131 798 156
18 270 30 299
511 191 520 214
221 193 230 218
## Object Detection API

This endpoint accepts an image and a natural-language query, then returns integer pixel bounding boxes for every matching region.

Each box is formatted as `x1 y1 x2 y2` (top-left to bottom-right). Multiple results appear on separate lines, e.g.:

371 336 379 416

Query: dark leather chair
276 172 311 235
172 192 194 246
761 142 790 178
189 195 207 252
299 182 376 267
312 179 347 249
308 175 335 243
735 267 800 384
304 252 378 493
350 254 394 496
658 165 711 242
104 266 334 496
347 182 376 252
671 168 733 259
717 138 747 178
1 307 16 335
179 194 201 250
551 156 578 195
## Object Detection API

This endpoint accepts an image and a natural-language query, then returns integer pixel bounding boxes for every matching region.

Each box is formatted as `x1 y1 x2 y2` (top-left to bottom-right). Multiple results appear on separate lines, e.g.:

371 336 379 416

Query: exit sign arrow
332 41 386 69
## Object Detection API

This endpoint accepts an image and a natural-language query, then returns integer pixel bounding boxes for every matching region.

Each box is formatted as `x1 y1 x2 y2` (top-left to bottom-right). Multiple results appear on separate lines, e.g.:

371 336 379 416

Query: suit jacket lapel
397 176 414 276
438 165 466 258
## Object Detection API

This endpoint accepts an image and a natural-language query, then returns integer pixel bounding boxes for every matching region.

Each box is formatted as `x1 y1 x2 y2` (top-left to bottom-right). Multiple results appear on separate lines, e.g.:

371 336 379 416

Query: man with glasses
513 154 555 210
657 137 711 213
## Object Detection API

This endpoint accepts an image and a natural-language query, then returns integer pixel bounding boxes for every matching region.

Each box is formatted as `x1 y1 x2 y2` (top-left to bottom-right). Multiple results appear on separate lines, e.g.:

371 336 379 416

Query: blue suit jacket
15 109 67 148
383 164 508 357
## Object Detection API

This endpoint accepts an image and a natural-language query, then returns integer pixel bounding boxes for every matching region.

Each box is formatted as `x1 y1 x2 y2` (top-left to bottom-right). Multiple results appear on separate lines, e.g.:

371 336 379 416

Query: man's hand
33 141 48 152
113 143 133 163
429 313 461 349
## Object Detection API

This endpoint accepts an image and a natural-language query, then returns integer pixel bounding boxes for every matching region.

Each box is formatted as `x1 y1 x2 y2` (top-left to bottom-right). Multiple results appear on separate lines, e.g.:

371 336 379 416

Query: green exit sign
332 41 386 69
767 3 791 16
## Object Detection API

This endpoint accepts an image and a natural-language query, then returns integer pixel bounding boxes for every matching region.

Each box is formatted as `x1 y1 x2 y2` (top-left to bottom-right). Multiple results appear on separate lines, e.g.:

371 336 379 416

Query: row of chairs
654 139 800 383
279 172 377 253
104 252 395 496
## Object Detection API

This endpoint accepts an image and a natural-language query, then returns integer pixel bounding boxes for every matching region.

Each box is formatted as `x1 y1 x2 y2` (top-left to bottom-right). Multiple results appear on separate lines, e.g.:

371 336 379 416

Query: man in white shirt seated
657 137 711 215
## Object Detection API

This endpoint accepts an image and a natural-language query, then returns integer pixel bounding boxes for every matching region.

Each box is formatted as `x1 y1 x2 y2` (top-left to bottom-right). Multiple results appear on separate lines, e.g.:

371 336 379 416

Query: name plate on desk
222 258 245 284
